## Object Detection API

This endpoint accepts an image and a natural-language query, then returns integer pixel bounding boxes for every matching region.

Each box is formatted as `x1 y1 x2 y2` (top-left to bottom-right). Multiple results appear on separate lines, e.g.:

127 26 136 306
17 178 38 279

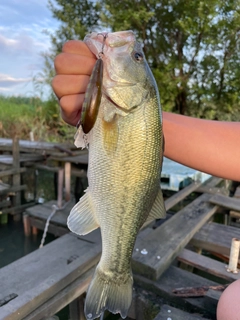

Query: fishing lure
77 33 108 134
77 58 103 134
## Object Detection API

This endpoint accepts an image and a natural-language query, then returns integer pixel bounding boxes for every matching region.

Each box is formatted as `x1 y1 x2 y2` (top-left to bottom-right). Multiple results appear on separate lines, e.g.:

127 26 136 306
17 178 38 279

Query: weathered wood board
0 138 76 154
0 167 26 178
164 181 202 211
178 249 239 282
23 267 94 320
49 154 89 165
0 154 44 165
0 232 101 320
134 265 218 317
25 200 75 227
154 304 210 320
209 194 240 212
234 186 240 198
132 193 218 280
0 184 27 196
190 222 240 256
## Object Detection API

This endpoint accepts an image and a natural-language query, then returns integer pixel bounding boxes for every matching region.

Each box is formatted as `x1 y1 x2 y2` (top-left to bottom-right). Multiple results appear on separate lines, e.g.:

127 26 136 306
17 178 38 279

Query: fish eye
133 51 144 62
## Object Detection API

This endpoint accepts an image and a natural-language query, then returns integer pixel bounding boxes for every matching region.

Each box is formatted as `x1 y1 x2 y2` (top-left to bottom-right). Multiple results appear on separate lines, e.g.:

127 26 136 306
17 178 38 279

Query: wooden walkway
1 177 240 319
0 138 88 225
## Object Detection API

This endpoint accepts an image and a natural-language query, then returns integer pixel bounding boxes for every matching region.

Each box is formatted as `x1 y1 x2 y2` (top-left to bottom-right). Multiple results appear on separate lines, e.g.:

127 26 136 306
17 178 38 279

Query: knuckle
51 76 61 97
54 53 65 73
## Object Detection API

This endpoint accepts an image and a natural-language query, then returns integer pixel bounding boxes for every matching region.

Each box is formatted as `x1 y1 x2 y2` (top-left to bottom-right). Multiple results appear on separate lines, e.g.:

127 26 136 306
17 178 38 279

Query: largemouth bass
67 30 166 319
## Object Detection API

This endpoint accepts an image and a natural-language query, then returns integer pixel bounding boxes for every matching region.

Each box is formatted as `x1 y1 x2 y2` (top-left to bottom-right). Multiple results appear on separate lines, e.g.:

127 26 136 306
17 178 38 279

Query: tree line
44 0 240 120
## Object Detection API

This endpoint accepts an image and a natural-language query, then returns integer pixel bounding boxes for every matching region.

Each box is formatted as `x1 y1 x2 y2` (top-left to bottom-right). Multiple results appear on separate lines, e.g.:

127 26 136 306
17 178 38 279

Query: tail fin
85 266 133 319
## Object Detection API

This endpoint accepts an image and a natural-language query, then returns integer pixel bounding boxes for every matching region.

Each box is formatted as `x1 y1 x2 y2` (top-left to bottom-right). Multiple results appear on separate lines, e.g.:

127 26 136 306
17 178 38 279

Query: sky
0 0 60 98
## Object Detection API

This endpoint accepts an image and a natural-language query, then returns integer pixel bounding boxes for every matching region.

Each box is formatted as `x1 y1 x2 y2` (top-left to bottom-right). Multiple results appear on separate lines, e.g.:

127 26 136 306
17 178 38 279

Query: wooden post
65 162 71 202
57 168 64 208
227 238 240 273
23 214 31 236
32 226 38 235
69 295 86 320
12 137 21 220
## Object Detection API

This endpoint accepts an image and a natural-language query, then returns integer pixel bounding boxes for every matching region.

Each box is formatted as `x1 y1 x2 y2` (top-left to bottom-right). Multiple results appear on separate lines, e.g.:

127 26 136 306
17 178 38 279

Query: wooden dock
0 176 240 319
0 138 88 224
1 138 240 319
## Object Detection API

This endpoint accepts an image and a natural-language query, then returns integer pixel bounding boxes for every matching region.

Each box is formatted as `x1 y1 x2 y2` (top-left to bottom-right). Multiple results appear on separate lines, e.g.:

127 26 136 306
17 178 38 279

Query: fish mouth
104 93 138 114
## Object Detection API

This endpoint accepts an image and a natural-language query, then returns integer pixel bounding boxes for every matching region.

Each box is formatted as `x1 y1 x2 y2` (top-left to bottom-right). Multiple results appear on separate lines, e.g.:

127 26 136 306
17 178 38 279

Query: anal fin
67 188 99 235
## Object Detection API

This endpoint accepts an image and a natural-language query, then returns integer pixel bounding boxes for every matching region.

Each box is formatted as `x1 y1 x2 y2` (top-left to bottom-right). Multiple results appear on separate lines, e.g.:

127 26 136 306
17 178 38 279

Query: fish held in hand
68 30 166 319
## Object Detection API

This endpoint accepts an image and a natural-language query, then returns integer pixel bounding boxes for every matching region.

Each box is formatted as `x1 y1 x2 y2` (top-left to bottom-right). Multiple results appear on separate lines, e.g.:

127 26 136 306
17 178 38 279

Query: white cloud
0 73 31 88
0 30 50 55
0 0 59 98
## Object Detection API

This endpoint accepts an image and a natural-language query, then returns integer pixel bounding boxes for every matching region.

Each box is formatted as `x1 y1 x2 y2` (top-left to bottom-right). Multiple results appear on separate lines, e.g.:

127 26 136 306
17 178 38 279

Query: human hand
52 40 96 126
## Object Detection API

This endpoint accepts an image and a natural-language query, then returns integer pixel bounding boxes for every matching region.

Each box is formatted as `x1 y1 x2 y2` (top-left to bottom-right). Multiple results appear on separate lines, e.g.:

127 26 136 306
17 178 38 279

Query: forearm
163 112 240 181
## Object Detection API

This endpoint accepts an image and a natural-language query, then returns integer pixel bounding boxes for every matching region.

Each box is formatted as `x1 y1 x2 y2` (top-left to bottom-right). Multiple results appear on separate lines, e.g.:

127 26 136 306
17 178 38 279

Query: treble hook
97 32 108 57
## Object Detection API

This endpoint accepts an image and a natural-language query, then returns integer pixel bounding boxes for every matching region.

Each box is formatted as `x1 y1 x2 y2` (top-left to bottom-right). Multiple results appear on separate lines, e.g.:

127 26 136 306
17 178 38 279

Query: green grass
0 95 75 142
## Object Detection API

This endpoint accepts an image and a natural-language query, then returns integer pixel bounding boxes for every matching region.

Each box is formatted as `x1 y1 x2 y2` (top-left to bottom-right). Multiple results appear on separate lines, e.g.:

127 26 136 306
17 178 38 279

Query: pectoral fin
102 117 119 155
67 188 99 235
146 188 166 223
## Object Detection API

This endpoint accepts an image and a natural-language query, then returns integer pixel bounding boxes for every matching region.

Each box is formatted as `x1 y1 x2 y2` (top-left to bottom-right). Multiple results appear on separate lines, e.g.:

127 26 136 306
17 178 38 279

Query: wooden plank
230 211 240 219
164 177 223 212
25 200 75 227
29 217 69 237
209 194 240 212
23 268 94 320
2 203 35 215
165 181 202 211
0 184 27 195
178 249 239 282
142 177 220 230
0 138 77 154
50 154 88 164
35 164 62 173
202 177 223 188
203 289 221 317
235 186 240 198
132 193 218 280
196 186 229 196
0 154 44 165
134 265 218 318
154 304 210 320
0 183 10 193
0 167 26 178
71 168 87 178
0 233 101 320
190 222 240 256
0 199 11 209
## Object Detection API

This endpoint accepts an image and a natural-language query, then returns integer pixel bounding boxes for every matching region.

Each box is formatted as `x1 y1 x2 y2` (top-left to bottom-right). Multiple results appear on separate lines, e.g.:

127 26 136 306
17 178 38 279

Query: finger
60 94 84 126
54 52 96 75
62 40 95 58
52 74 90 99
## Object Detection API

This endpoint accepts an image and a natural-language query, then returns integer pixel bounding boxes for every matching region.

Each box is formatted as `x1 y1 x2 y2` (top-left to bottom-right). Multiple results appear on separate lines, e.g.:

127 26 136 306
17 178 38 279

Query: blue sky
0 0 59 98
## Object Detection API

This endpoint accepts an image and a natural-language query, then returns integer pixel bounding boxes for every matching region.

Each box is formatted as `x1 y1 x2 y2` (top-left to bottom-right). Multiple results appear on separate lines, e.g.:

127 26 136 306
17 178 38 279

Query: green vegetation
43 0 240 121
3 1 240 141
0 95 74 142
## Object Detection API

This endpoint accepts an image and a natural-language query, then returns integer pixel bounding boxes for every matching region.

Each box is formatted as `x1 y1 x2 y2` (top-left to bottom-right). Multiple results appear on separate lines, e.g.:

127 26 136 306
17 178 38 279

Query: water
0 215 56 268
0 215 71 319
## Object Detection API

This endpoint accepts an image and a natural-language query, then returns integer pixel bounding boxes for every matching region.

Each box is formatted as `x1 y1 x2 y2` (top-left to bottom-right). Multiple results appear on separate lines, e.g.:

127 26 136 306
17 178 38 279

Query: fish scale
67 30 166 319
